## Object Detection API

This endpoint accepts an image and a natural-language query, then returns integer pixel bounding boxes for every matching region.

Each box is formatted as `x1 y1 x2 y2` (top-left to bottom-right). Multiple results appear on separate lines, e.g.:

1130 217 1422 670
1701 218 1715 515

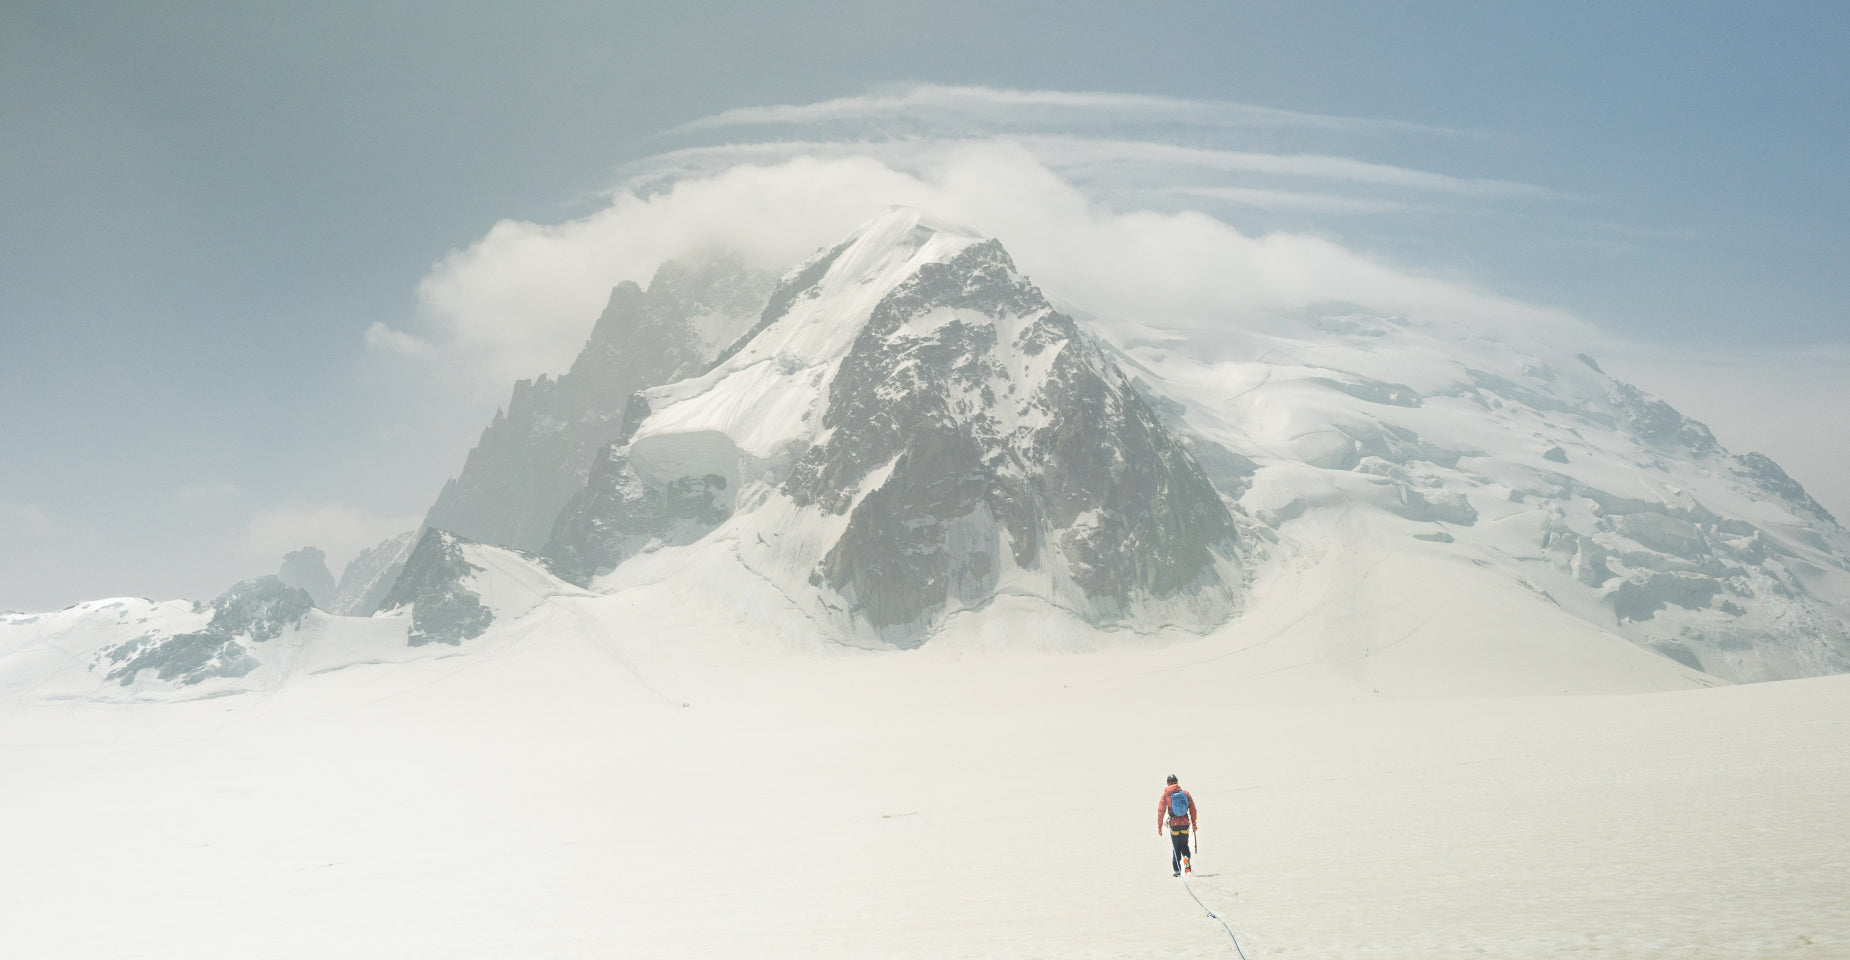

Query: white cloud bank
385 142 1581 389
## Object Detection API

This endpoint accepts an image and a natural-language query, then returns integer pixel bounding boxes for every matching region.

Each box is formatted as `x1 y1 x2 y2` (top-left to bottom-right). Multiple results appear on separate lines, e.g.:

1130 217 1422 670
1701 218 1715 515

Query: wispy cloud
1166 185 1414 215
620 137 1548 200
1019 136 1552 198
1 502 58 536
670 84 1469 139
176 480 241 504
363 322 434 356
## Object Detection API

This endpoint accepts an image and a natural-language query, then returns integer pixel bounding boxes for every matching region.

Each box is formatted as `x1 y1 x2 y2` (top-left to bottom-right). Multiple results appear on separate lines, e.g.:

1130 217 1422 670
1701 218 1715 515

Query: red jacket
1158 784 1197 830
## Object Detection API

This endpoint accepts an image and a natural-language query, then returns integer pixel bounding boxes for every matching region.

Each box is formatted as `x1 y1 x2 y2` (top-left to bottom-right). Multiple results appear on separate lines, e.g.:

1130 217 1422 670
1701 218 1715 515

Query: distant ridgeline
10 208 1849 698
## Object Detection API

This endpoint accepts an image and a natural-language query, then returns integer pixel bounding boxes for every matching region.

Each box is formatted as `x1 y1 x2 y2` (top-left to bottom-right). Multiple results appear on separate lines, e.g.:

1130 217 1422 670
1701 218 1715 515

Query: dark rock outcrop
544 442 734 586
377 529 494 646
102 576 313 686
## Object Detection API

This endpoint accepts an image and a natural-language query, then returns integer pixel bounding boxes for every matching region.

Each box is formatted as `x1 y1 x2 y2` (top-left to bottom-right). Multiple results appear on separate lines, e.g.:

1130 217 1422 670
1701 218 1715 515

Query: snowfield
2 592 1845 959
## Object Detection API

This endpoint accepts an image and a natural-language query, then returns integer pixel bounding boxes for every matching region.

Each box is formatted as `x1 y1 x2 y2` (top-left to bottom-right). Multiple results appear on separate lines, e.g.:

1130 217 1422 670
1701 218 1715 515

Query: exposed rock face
544 438 733 586
377 529 494 646
278 547 336 608
101 576 312 686
329 530 418 616
782 239 1236 632
423 256 773 552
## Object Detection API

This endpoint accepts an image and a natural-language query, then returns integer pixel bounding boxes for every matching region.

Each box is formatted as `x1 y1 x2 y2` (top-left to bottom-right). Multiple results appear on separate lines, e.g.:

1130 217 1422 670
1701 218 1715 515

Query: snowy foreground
6 594 1847 960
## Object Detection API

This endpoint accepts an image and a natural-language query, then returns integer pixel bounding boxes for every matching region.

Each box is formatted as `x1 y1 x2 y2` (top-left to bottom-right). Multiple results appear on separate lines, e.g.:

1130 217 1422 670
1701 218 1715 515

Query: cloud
1 502 58 537
1018 137 1551 198
1164 185 1413 215
669 84 1467 139
373 85 1573 392
362 322 434 356
388 155 930 387
240 502 420 577
621 136 1546 200
176 480 241 503
380 139 1587 393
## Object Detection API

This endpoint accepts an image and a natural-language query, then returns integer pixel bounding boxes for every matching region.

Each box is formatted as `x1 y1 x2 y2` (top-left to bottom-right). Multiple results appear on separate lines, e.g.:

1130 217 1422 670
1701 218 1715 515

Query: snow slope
0 600 1842 959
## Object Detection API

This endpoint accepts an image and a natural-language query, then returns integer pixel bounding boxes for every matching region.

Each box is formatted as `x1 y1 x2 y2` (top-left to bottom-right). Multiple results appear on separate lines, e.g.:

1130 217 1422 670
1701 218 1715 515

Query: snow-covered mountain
546 211 1246 644
7 207 1849 697
1115 300 1850 683
529 208 1850 676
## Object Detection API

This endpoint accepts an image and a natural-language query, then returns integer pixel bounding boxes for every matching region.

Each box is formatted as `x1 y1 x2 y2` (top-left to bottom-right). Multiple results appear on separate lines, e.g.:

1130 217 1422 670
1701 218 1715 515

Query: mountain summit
549 209 1245 643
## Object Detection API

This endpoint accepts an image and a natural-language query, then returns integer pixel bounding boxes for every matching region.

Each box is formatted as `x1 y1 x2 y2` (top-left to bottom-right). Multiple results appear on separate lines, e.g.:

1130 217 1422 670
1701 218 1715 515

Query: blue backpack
1169 791 1190 818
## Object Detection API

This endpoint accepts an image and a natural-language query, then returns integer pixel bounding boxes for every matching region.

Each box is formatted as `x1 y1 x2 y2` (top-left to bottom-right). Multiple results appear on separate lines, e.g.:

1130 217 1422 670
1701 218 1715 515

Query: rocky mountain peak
423 254 775 553
549 211 1244 643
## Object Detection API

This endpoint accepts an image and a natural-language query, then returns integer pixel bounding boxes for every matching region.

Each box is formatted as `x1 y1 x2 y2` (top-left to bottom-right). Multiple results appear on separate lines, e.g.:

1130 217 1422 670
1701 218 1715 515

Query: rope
1181 871 1251 960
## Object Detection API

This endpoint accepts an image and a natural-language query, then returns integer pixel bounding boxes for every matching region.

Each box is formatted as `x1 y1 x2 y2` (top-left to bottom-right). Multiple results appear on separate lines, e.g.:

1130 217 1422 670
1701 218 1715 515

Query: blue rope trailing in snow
1181 874 1251 960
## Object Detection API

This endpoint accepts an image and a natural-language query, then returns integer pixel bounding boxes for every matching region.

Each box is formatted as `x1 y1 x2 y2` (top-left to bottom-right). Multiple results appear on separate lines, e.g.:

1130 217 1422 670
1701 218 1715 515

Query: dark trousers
1170 827 1192 871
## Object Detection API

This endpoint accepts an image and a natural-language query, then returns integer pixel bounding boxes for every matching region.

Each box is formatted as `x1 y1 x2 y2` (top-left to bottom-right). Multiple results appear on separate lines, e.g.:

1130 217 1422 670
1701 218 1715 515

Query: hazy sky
3 1 1847 611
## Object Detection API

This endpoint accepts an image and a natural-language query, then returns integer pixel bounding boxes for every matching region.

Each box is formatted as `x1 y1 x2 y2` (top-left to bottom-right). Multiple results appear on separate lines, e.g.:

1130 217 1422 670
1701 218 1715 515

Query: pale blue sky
3 1 1847 610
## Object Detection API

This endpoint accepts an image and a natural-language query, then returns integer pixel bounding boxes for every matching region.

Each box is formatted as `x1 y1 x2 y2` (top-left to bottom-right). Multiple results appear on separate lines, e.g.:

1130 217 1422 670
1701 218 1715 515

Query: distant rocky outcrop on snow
423 255 775 553
379 528 582 646
377 529 495 645
543 421 735 586
98 576 313 687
